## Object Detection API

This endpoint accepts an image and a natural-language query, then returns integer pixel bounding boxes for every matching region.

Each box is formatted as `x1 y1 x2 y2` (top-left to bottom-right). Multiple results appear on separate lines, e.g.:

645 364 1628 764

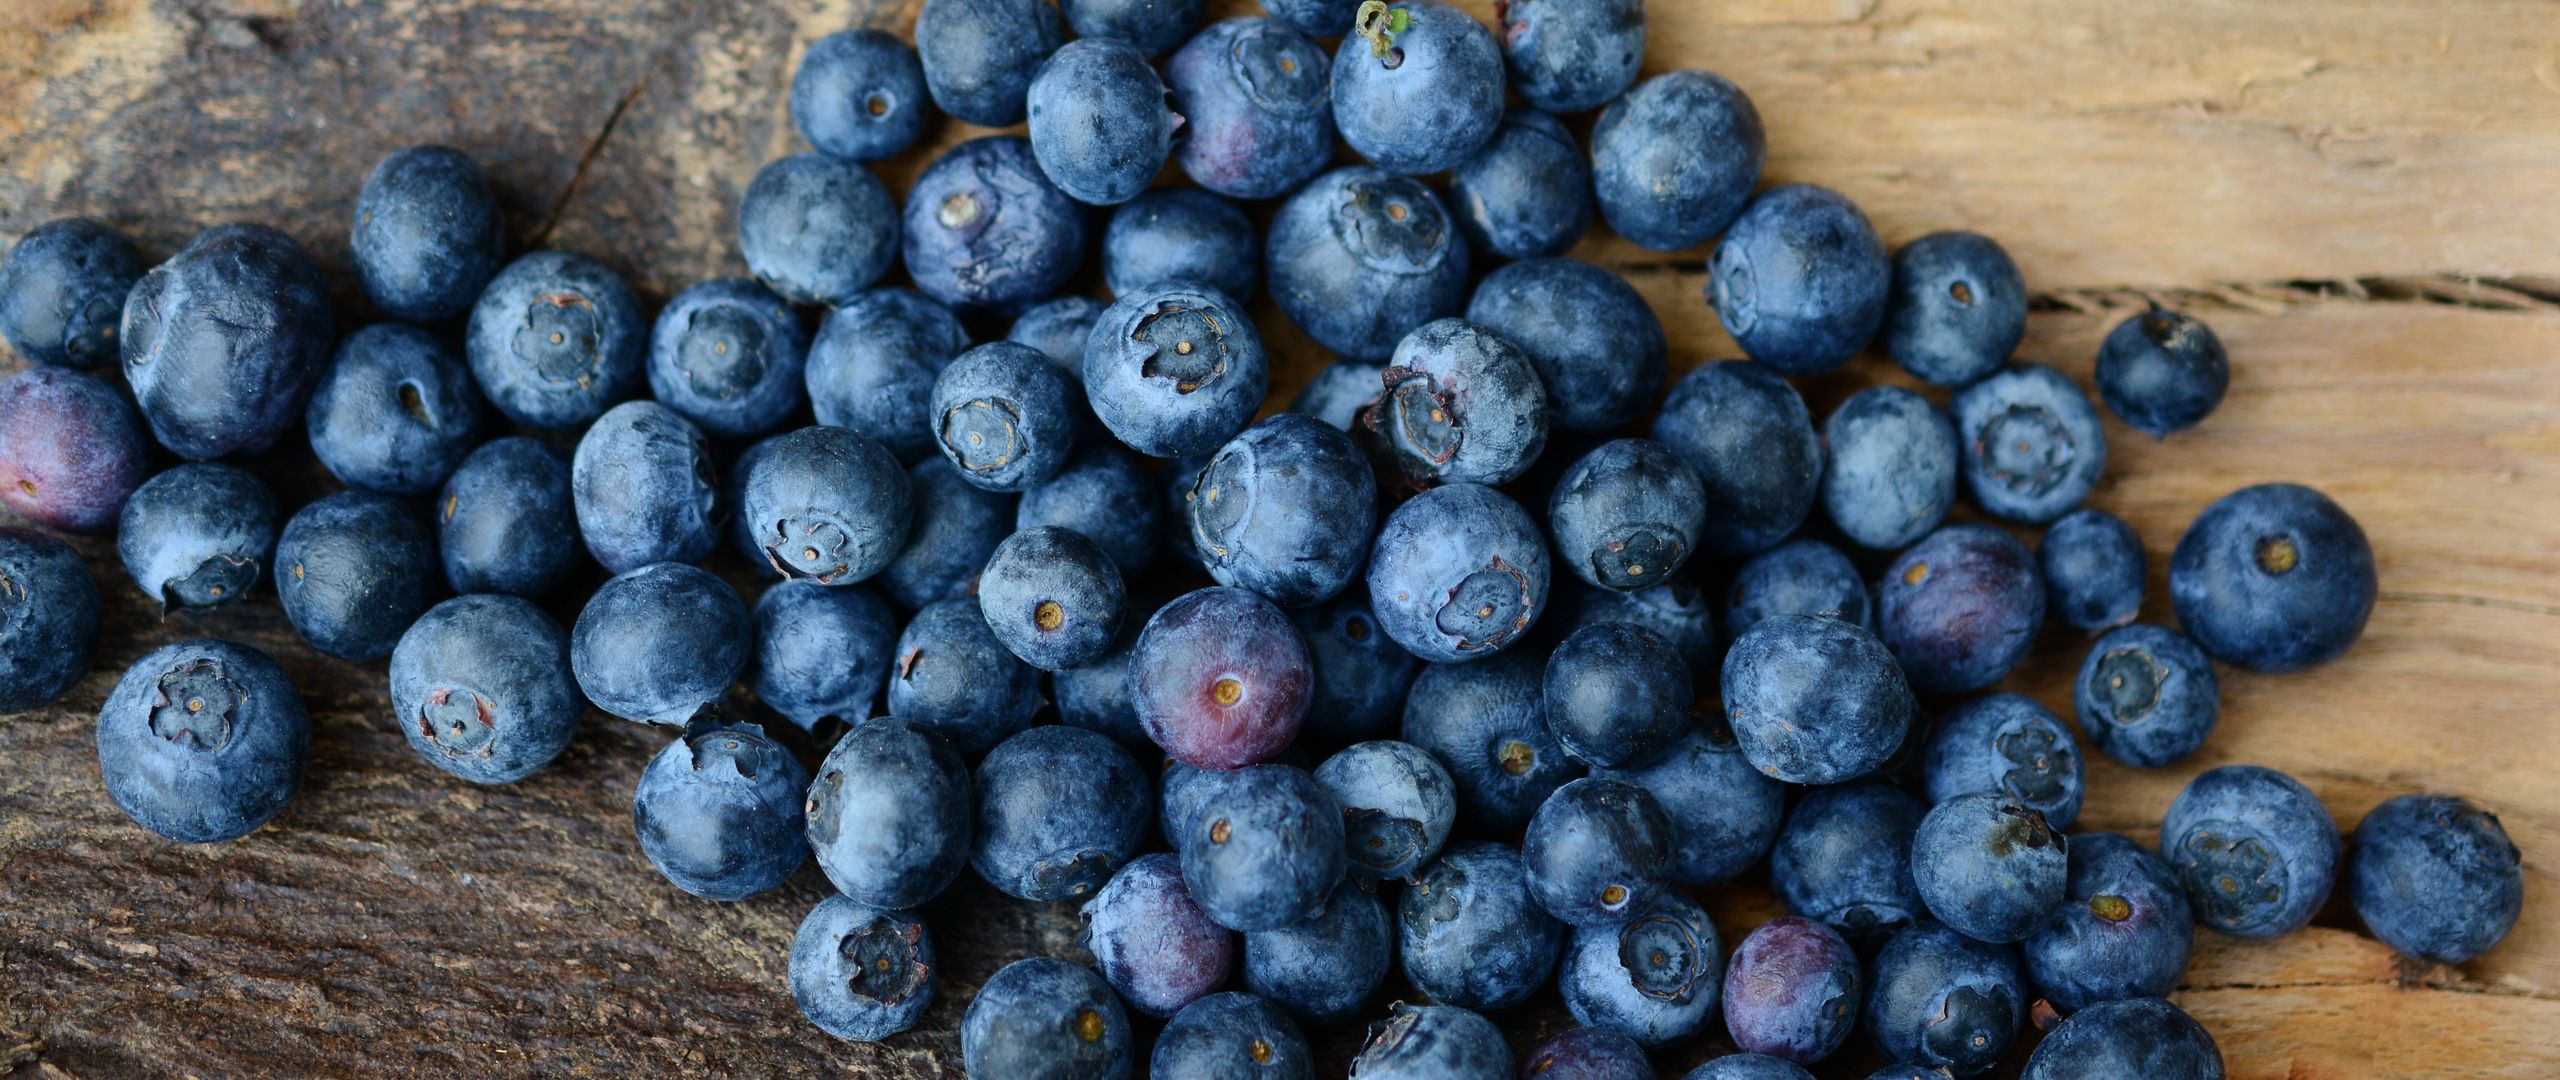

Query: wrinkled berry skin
1544 623 1689 769
1562 891 1722 1048
886 598 1042 757
1166 17 1337 201
1364 318 1549 489
878 458 1015 611
2074 623 2218 768
2350 794 2524 964
1952 363 2108 524
1823 386 1959 551
437 438 578 598
1188 415 1377 607
2169 482 2376 672
806 288 973 464
1518 1026 1653 1080
961 956 1135 1080
1467 259 1665 435
2018 997 2224 1080
1592 71 1765 251
806 716 973 908
1723 614 1914 785
973 724 1150 902
275 493 437 662
118 224 331 458
916 0 1066 127
1104 188 1258 301
1028 39 1180 206
1651 361 1821 557
741 154 900 306
933 341 1081 492
1725 538 1873 641
1924 693 2085 830
1 218 143 369
1599 722 1784 886
306 324 482 496
96 639 308 843
1570 576 1718 670
0 367 148 533
0 528 99 714
1021 444 1160 575
117 464 275 613
789 896 934 1042
2098 308 2229 438
389 595 581 785
1267 167 1470 362
1710 184 1889 377
1865 922 2026 1076
1007 294 1107 376
1547 439 1704 595
464 250 646 430
1368 484 1550 664
1401 650 1582 832
1317 740 1457 881
1134 586 1312 769
1771 782 1926 949
2040 507 2146 632
646 278 809 439
1879 523 2046 696
1884 231 2027 389
2164 764 2340 939
1085 283 1270 458
1084 853 1234 1018
1246 878 1393 1025
1912 793 2069 943
571 562 750 726
571 401 720 574
1723 916 1861 1064
742 424 911 586
902 136 1087 314
1682 1055 1815 1080
1524 777 1673 928
1352 1002 1513 1080
350 146 502 321
1155 993 1314 1080
791 29 929 163
1291 593 1420 749
751 582 895 730
1330 0 1503 176
1450 108 1591 260
1497 0 1643 114
632 720 811 900
1180 763 1347 932
1398 842 1564 1010
2023 832 2193 1012
977 525 1125 671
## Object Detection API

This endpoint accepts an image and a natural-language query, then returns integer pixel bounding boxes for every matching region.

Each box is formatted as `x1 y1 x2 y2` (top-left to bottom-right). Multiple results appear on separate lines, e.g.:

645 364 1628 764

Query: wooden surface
4 0 2559 1077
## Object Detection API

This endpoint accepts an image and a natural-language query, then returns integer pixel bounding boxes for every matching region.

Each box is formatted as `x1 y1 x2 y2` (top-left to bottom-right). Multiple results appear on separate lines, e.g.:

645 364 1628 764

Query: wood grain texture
3 1 2559 1078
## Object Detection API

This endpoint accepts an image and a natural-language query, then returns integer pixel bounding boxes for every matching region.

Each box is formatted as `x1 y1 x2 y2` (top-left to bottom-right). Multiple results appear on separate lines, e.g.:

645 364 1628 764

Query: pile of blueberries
0 0 2531 1076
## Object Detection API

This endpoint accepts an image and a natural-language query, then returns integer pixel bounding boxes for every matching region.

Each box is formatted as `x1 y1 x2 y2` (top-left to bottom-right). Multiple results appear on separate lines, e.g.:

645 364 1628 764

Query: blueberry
806 716 973 907
1027 39 1181 207
305 324 482 496
1289 593 1421 749
1018 444 1161 576
275 493 437 662
790 29 929 163
1103 188 1258 300
1350 1002 1513 1080
932 341 1081 492
1517 1027 1653 1080
1166 18 1337 200
1911 792 2069 943
1359 319 1551 490
1495 0 1642 114
1085 282 1271 458
632 719 811 900
1523 776 1672 928
2017 997 2223 1080
1725 538 1873 642
0 218 144 369
1770 781 1926 949
1561 890 1723 1048
1466 258 1666 434
1061 0 1206 54
2162 764 2339 939
1543 623 1689 770
1367 484 1549 663
114 464 274 615
96 639 307 843
2022 832 2193 1012
1162 452 1212 568
117 224 330 457
973 725 1150 902
2350 794 2524 964
1822 385 1960 551
0 528 99 714
1186 415 1378 607
1267 166 1469 362
1884 231 2028 389
1153 993 1314 1080
1545 440 1703 597
1083 852 1234 1018
1569 575 1719 670
751 582 896 730
1397 841 1564 1009
1132 588 1309 768
645 278 808 439
789 895 934 1042
886 598 1042 757
436 438 579 598
1180 763 1346 932
1315 740 1455 880
806 288 973 464
1159 758 1214 850
1054 618 1147 749
1924 693 2085 830
1722 916 1861 1064
879 458 1013 610
1650 360 1821 557
463 250 646 430
2039 508 2147 632
903 136 1087 314
1597 722 1783 886
1864 921 2026 1076
1878 523 2045 696
389 595 581 785
2168 482 2375 672
571 562 750 725
1331 0 1505 176
1263 0 1362 34
570 400 721 574
2097 308 2229 438
349 146 503 322
1723 614 1915 785
977 527 1126 672
1449 108 1592 260
1401 650 1581 831
1591 71 1765 251
915 0 1066 127
1951 362 2108 524
1680 1055 1816 1080
738 154 901 307
1006 295 1107 377
960 956 1135 1080
740 424 911 586
1709 184 1889 376
0 367 149 533
1245 878 1393 1026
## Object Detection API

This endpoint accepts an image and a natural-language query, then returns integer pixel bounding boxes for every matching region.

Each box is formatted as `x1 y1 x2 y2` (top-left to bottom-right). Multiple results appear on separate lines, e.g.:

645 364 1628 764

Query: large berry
96 640 308 843
121 224 332 458
389 595 583 785
2168 482 2376 672
0 528 100 714
806 716 973 908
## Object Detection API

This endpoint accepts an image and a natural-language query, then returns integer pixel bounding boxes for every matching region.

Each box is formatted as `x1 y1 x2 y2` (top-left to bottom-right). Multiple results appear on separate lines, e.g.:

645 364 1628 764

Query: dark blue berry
437 438 578 598
1401 649 1581 832
0 367 148 533
117 464 275 613
741 424 910 586
1267 166 1469 362
2018 997 2223 1080
1544 623 1689 769
1650 360 1820 557
463 250 646 430
1771 781 1925 949
632 719 810 900
1187 414 1377 607
571 400 721 574
1178 763 1346 931
1524 777 1672 928
2097 308 2229 438
1028 39 1180 206
1597 722 1782 886
886 598 1042 757
350 146 502 322
1315 739 1455 881
1518 1026 1653 1080
646 278 808 439
1466 258 1665 434
1054 622 1146 749
1722 915 1861 1064
2162 764 2339 939
741 153 900 307
0 528 98 714
751 582 896 730
96 639 308 843
1351 1002 1513 1080
1884 231 2027 388
1951 362 2108 524
789 896 933 1041
1864 921 2026 1075
1561 890 1722 1048
1495 0 1643 114
1330 0 1505 176
1244 878 1393 1026
977 525 1125 671
1007 295 1106 377
1367 484 1550 663
2350 794 2524 964
1364 318 1549 489
806 288 972 464
390 595 582 785
1062 0 1205 54
790 29 928 163
1924 693 2086 830
1152 993 1313 1080
1591 71 1764 251
1288 592 1418 749
121 224 332 458
1822 385 1959 551
1911 792 2068 943
305 323 481 496
973 724 1150 902
877 457 1016 611
1083 852 1233 1018
1547 439 1704 594
1723 614 1915 785
1569 575 1718 670
275 493 437 662
0 217 143 369
1879 523 2046 696
2041 507 2147 631
915 0 1065 127
1449 108 1592 260
2168 482 2375 672
806 716 973 908
1103 188 1257 300
903 136 1087 314
1724 538 1873 641
1166 17 1337 200
1710 184 1889 376
1019 444 1160 576
932 341 1080 491
2023 832 2193 1011
1085 283 1270 457
1397 842 1563 1010
960 956 1134 1079
571 562 750 726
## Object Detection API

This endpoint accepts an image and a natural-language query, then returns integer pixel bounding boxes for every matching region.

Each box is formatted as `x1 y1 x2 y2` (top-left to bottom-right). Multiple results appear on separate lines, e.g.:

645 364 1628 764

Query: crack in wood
2181 978 2560 1003
530 67 657 250
2377 591 2560 619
